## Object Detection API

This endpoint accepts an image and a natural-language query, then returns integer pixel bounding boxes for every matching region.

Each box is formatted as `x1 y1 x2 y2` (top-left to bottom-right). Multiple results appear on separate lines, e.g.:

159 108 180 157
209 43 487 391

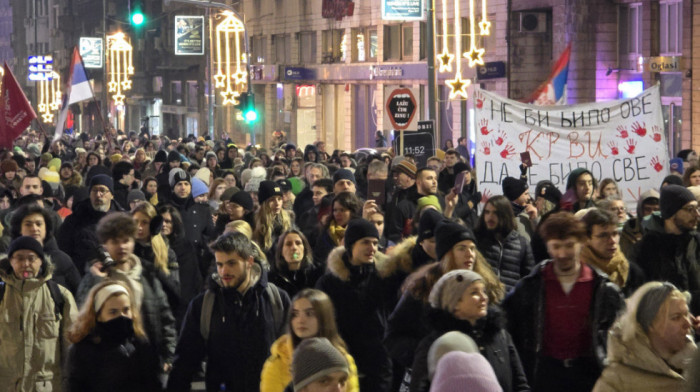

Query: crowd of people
0 129 699 392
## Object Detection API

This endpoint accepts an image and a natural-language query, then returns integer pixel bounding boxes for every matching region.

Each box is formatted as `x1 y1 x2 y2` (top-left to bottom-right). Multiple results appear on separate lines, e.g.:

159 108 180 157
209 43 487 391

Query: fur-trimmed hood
0 253 55 287
326 245 412 282
387 235 420 271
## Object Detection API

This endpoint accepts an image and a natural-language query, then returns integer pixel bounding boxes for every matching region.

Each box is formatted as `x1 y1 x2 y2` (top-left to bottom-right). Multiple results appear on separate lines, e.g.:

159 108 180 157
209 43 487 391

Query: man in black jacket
112 161 135 210
167 232 290 392
502 211 624 392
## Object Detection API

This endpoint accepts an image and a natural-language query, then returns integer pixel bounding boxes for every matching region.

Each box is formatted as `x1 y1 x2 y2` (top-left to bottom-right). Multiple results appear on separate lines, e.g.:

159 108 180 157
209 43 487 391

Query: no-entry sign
385 87 418 131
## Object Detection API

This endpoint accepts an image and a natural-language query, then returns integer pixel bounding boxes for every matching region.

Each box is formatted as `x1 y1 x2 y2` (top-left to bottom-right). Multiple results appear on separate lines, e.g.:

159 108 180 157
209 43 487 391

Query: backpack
0 279 65 321
199 282 284 342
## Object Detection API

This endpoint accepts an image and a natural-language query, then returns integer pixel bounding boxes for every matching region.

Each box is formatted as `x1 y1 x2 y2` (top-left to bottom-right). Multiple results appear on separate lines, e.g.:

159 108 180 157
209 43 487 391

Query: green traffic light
244 109 258 122
131 11 145 25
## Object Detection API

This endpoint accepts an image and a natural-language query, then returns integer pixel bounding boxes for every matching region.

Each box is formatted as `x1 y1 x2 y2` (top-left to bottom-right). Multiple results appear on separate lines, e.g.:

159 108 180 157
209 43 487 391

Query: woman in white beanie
593 282 697 391
410 269 529 392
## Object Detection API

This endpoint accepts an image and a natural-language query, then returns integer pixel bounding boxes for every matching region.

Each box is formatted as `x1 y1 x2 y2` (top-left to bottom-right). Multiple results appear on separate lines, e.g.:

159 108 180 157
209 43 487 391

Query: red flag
0 62 37 148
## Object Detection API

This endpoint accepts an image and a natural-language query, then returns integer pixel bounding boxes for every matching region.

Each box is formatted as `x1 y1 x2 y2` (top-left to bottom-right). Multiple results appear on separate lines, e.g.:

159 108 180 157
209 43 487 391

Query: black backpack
0 279 65 321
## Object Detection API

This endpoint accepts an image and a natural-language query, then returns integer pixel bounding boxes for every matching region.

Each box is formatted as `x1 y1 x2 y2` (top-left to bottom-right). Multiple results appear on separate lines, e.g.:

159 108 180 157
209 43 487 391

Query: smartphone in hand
453 171 467 195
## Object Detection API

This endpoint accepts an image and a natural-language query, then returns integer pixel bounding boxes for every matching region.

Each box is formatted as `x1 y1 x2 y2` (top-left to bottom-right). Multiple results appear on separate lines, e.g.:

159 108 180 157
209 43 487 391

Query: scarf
328 220 346 246
580 245 629 288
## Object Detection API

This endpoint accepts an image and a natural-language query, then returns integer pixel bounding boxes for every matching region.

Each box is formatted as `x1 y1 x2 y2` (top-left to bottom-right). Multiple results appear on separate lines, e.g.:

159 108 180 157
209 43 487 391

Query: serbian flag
54 47 94 141
0 62 37 148
523 43 571 105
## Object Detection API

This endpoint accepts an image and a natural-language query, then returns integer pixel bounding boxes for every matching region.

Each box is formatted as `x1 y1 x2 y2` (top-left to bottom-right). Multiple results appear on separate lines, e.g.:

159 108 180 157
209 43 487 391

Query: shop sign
476 61 506 80
385 87 418 131
393 132 434 167
645 56 681 73
322 0 355 20
369 65 404 80
28 55 53 81
79 37 103 68
175 16 205 55
284 67 317 81
382 0 424 21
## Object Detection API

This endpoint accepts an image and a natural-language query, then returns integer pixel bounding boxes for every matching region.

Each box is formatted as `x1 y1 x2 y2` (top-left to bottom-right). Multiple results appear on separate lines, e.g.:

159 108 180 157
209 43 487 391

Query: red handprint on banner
607 141 619 156
651 125 662 142
631 121 647 137
479 119 492 136
474 90 485 109
481 189 493 204
500 143 516 159
494 130 507 146
616 125 628 139
624 139 637 154
480 141 491 155
651 156 663 172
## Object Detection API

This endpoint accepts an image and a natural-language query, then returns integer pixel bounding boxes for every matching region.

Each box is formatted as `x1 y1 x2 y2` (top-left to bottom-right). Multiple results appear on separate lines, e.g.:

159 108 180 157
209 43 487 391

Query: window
436 18 473 57
660 1 682 55
619 3 642 56
299 31 316 64
322 29 344 63
384 23 413 61
352 28 377 62
272 34 291 64
171 81 182 104
251 36 266 64
186 81 197 108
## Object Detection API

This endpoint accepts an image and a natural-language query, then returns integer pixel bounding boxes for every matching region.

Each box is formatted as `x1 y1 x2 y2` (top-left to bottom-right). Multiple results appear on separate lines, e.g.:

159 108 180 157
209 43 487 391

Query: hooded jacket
502 261 624 384
592 323 695 392
630 213 700 314
260 334 359 392
167 264 291 392
0 255 78 392
620 191 659 259
563 168 596 212
315 246 412 392
475 229 535 292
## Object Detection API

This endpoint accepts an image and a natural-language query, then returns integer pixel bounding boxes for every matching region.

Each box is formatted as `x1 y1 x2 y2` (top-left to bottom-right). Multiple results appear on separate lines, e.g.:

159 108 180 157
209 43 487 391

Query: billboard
79 37 103 68
382 0 424 21
175 16 205 55
28 55 54 81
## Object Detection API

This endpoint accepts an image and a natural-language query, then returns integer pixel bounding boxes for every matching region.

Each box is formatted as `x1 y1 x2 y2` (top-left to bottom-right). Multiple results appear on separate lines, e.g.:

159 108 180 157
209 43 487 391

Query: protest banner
473 85 669 207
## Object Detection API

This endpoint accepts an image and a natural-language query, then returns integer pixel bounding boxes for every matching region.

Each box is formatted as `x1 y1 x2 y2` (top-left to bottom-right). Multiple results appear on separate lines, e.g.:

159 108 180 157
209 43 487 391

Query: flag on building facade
0 62 37 148
523 43 571 105
54 47 94 141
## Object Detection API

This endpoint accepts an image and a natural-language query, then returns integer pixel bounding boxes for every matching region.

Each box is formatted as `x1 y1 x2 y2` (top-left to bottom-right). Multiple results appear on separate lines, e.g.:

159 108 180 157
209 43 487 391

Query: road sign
385 87 418 130
392 131 434 167
476 61 506 80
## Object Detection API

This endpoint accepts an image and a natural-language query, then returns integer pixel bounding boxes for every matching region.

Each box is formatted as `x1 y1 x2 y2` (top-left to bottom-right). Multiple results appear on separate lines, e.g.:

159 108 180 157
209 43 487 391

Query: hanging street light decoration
213 11 247 106
38 71 61 123
464 0 485 68
445 0 470 99
106 32 134 107
479 0 491 36
436 0 454 72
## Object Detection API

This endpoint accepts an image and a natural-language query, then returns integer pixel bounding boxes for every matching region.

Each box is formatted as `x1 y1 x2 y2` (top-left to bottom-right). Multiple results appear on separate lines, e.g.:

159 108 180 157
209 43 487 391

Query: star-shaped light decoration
214 73 226 87
214 12 248 106
42 113 53 123
49 101 59 111
232 70 247 84
221 90 238 105
465 47 485 67
446 75 471 99
113 93 125 106
108 81 118 92
38 103 47 113
437 50 455 72
121 80 132 90
479 20 491 36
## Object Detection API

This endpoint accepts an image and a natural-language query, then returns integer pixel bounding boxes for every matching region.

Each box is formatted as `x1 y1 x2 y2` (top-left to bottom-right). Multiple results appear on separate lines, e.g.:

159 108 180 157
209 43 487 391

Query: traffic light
243 93 258 123
130 2 146 26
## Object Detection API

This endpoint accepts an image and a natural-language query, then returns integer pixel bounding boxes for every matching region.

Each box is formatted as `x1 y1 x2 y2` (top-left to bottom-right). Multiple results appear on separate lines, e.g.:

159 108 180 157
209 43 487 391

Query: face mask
96 315 134 341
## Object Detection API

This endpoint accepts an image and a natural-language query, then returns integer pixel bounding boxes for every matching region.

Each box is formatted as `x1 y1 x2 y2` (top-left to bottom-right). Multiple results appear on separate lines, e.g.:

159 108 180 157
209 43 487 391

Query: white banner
474 85 669 207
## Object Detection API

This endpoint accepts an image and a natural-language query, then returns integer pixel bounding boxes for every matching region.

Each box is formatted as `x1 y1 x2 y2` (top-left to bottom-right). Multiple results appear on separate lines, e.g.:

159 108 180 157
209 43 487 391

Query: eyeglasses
680 205 700 215
12 254 39 264
91 187 111 195
610 207 626 212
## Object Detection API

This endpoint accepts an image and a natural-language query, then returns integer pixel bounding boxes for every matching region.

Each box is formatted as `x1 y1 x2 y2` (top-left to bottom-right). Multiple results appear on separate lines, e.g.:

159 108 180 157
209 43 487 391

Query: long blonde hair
66 280 146 344
131 202 170 274
253 197 292 251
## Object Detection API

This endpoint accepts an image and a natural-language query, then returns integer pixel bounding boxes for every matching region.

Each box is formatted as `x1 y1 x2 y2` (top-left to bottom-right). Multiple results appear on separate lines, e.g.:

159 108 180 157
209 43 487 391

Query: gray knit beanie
292 337 349 391
427 331 479 379
429 269 484 312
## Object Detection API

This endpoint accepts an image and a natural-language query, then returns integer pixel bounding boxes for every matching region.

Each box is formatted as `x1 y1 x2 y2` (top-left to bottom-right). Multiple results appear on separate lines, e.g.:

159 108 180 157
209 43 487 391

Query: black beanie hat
660 184 696 219
534 180 562 206
344 219 379 252
167 150 181 163
435 220 477 261
8 236 45 264
229 189 254 211
154 150 167 163
258 180 283 204
333 169 356 185
502 177 528 202
453 161 471 174
661 174 684 188
89 174 114 194
417 208 444 243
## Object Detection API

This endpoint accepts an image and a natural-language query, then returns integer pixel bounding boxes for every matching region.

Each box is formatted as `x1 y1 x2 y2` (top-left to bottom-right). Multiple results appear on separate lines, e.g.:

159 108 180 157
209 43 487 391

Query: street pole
103 0 109 133
426 0 438 144
206 8 214 138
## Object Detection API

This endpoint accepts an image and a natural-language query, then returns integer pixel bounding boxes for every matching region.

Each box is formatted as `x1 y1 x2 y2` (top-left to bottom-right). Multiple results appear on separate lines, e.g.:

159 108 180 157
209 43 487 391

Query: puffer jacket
502 261 624 384
476 229 535 291
593 323 696 391
0 256 78 392
76 254 177 367
315 246 412 392
167 264 291 392
410 306 530 392
260 334 359 392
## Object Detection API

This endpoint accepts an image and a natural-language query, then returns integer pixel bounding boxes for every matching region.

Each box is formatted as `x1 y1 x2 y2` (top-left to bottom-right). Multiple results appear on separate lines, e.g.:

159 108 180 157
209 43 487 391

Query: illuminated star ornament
106 32 134 107
214 11 248 105
479 0 491 35
447 75 471 100
38 71 61 123
437 0 453 72
464 0 486 68
446 0 470 99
